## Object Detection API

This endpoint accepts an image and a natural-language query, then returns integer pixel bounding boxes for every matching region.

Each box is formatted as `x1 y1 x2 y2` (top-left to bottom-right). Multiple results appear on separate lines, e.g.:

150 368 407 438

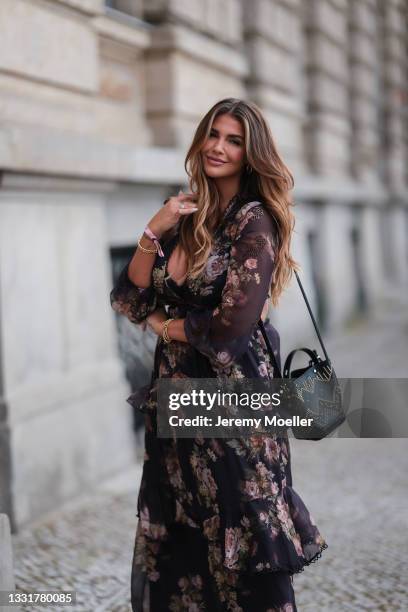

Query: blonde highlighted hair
175 97 300 306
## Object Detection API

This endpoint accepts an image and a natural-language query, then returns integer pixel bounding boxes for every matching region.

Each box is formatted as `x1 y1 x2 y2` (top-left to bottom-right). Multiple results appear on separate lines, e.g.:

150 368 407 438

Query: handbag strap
293 270 329 362
257 270 330 377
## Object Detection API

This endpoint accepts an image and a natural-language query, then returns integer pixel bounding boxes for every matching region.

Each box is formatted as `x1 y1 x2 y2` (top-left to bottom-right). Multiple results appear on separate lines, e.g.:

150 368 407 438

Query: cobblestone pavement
12 292 408 611
12 471 142 612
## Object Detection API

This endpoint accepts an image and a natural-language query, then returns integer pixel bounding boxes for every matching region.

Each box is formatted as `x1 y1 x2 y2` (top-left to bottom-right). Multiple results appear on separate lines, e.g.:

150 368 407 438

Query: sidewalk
12 292 408 611
327 287 408 378
12 468 142 612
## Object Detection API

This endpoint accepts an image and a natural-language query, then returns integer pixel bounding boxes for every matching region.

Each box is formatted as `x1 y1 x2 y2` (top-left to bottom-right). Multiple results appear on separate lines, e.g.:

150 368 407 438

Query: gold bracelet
162 318 174 343
137 239 158 254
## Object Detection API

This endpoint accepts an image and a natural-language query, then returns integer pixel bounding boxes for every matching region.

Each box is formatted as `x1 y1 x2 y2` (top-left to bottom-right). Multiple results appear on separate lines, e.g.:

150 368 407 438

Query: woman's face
201 114 246 179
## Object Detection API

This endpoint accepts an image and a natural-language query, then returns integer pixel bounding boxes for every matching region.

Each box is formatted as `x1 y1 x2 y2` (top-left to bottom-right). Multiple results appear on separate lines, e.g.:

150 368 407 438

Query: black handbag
258 271 345 440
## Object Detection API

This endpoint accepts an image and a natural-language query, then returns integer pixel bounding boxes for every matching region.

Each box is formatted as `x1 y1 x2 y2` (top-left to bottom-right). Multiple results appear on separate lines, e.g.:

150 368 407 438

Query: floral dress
110 194 328 612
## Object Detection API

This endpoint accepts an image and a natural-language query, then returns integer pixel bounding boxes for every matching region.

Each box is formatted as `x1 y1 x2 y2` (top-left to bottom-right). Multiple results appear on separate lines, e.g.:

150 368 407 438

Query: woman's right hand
148 191 198 238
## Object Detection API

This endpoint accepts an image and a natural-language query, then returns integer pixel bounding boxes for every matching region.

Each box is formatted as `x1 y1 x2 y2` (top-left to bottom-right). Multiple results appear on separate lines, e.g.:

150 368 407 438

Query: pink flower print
224 527 242 569
217 351 231 365
203 515 220 540
205 255 225 281
276 497 293 534
258 362 268 376
201 468 218 498
229 269 240 288
234 288 248 307
255 461 269 477
191 575 203 589
139 505 150 534
250 435 265 451
244 258 257 269
243 479 261 499
264 438 280 462
178 576 189 591
241 515 251 528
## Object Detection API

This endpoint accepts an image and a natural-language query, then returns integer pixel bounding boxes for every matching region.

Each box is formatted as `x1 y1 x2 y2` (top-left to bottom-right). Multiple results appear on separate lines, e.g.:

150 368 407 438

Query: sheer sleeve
184 203 277 370
110 260 158 325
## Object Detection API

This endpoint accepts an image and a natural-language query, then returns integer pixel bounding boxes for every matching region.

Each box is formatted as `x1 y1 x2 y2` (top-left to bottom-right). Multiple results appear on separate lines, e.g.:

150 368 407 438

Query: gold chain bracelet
162 318 174 343
137 239 158 254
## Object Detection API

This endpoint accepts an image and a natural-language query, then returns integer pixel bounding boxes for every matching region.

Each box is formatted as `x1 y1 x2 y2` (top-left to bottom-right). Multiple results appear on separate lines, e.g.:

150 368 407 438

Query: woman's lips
206 156 226 166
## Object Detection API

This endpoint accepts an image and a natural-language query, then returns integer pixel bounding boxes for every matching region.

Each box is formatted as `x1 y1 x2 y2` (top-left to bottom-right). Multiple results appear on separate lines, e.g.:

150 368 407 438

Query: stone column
348 0 381 184
0 514 15 612
346 0 391 311
377 0 408 285
242 0 306 175
378 0 407 191
0 401 14 532
0 176 137 529
303 0 351 176
300 1 358 330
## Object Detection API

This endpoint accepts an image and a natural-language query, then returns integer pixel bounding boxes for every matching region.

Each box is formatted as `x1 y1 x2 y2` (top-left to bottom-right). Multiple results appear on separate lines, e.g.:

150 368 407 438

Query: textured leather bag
258 271 345 440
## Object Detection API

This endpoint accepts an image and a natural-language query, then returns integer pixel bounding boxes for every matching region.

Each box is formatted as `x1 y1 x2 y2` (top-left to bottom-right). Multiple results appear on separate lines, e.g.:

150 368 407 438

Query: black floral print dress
110 194 328 612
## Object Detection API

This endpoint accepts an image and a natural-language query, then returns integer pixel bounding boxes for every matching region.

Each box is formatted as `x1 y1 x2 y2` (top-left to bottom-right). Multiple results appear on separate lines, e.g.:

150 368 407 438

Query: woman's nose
212 139 225 153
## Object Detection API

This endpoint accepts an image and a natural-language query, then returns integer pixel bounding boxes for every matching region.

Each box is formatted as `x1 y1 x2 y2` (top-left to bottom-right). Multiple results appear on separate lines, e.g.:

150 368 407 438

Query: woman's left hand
146 307 168 336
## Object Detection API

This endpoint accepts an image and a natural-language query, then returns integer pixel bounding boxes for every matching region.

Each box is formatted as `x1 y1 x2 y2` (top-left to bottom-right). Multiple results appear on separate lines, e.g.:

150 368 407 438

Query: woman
110 98 328 612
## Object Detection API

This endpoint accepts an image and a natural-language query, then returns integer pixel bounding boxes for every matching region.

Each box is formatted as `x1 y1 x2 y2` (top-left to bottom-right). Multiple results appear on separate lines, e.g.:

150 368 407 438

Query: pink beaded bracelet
143 226 164 257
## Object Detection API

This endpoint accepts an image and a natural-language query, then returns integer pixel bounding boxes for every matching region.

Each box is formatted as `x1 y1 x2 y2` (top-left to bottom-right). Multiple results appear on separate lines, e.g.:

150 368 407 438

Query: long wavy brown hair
177 97 300 306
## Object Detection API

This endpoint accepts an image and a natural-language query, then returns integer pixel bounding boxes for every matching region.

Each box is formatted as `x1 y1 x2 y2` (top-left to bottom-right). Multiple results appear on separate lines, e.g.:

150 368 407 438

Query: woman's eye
208 132 241 146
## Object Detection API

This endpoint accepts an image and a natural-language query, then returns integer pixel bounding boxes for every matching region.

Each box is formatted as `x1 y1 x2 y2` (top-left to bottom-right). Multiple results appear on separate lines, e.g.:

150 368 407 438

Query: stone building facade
0 0 407 530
